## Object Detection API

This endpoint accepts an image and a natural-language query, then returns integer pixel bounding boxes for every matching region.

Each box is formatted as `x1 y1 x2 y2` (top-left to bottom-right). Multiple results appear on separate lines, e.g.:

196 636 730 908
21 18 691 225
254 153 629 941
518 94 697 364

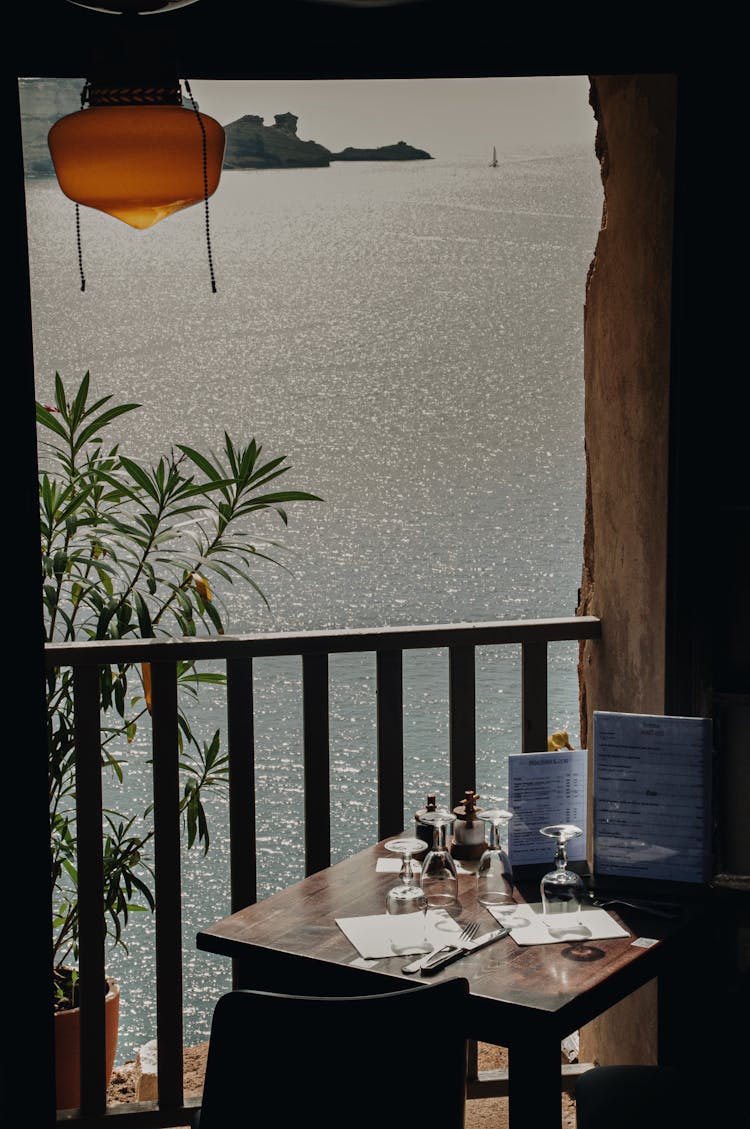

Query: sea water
26 144 602 1058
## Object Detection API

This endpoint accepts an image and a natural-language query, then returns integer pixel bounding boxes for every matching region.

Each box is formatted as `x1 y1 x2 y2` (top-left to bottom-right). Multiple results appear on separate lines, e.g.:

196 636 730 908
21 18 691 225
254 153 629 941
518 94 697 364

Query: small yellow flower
547 730 573 751
192 573 212 602
142 663 152 715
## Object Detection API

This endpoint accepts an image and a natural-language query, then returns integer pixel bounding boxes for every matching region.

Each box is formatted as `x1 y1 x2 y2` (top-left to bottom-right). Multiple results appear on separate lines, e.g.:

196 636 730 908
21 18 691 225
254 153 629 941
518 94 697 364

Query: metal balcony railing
47 614 601 1127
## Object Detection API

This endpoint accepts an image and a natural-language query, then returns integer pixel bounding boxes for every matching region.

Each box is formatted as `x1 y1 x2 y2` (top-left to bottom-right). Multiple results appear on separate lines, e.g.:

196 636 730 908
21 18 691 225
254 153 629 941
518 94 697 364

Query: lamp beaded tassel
47 76 226 291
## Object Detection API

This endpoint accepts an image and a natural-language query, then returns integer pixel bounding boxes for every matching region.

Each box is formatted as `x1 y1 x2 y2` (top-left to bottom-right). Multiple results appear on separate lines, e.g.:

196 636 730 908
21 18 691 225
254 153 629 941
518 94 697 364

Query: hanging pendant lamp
47 1 224 289
48 78 225 231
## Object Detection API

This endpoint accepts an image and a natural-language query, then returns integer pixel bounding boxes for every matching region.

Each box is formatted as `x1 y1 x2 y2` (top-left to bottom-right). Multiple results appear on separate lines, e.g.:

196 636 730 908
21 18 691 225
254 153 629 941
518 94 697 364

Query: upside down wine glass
420 817 459 909
384 837 431 955
539 823 588 939
476 807 516 917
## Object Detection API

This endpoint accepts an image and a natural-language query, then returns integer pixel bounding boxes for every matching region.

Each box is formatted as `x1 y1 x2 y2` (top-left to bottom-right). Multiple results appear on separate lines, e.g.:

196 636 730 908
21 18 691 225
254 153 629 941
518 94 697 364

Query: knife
401 943 457 976
417 926 511 976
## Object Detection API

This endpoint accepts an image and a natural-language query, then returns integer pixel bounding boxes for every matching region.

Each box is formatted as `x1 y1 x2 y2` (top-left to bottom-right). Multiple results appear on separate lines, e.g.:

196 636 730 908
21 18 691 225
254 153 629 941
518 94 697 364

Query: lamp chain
184 79 217 294
75 205 86 292
75 82 88 292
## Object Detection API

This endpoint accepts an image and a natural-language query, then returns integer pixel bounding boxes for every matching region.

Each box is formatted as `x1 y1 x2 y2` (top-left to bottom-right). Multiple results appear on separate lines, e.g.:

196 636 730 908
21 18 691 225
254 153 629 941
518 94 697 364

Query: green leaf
133 591 154 636
175 445 224 482
203 600 225 634
118 457 161 500
73 403 141 452
36 403 69 440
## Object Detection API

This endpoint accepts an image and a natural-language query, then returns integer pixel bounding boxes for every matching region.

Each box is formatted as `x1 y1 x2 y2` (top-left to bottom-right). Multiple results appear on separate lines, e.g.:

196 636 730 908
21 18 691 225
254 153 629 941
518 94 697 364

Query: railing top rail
45 615 601 668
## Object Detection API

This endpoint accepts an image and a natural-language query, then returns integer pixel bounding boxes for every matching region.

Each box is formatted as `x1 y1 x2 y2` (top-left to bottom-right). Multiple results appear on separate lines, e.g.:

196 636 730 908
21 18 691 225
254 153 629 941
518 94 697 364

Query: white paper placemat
375 858 421 874
487 903 631 945
335 908 463 959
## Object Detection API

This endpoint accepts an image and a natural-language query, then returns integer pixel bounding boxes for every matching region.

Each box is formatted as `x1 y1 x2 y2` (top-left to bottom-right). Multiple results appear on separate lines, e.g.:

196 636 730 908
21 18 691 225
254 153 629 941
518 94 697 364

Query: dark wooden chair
574 1065 707 1129
575 969 749 1128
191 977 470 1129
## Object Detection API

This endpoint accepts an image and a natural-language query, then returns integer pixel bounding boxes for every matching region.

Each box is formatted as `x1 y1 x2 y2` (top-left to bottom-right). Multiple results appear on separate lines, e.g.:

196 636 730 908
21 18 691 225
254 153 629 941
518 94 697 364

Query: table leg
466 1038 479 1085
508 1033 561 1129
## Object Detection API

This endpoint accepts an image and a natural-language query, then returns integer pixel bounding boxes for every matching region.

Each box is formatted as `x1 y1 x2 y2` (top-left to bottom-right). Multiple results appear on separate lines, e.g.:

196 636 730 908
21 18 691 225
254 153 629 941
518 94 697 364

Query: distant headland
223 112 432 169
17 79 434 178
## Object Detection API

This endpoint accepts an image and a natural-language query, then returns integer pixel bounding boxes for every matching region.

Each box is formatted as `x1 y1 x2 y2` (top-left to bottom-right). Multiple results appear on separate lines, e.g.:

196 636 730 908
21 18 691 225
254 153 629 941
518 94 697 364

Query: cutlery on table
404 921 512 976
401 921 480 975
420 924 511 975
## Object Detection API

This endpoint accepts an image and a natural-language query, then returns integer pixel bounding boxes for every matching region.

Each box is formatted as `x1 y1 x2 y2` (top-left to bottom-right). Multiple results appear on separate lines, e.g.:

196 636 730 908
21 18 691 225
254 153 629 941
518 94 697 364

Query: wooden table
196 840 703 1129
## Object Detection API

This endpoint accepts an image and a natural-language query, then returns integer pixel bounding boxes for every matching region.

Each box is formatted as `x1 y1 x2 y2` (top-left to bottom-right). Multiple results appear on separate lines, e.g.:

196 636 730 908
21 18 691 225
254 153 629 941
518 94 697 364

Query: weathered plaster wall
577 73 678 1066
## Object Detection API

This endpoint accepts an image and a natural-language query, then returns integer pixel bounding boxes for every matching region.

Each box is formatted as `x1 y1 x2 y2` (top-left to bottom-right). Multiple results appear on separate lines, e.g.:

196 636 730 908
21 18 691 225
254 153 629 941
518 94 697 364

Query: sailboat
490 145 498 168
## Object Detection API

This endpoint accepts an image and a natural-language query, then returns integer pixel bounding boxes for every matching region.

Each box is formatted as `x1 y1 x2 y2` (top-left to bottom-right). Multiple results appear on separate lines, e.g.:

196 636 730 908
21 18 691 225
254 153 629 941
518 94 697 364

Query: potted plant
41 371 321 1108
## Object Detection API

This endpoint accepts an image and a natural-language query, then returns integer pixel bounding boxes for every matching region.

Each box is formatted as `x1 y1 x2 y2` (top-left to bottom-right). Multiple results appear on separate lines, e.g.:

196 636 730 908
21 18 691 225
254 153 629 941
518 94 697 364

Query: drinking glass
420 817 459 909
476 807 516 916
384 837 431 955
539 823 589 938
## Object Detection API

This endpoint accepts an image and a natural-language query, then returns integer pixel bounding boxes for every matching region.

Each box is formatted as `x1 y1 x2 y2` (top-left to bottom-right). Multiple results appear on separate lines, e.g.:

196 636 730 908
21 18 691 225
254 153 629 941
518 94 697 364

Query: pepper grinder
414 793 454 849
450 788 488 861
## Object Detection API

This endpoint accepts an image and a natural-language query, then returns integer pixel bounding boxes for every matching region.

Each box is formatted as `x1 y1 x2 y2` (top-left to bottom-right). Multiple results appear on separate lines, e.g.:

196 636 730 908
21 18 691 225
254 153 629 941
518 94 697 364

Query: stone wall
577 73 678 1066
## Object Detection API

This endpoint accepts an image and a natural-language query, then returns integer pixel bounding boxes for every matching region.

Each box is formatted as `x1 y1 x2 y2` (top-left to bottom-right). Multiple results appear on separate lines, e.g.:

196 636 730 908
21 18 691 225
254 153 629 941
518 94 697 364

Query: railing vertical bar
521 640 548 752
376 649 405 838
303 653 330 875
226 658 256 915
73 664 108 1115
449 644 476 805
149 661 184 1108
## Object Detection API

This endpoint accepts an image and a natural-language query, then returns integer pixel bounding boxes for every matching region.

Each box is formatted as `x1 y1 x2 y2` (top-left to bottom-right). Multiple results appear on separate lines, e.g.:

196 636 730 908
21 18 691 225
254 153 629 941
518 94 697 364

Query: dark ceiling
11 0 688 82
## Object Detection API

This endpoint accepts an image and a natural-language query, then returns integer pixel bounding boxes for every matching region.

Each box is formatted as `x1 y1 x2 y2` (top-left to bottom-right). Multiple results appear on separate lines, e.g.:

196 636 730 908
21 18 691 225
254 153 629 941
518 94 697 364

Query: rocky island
330 140 432 162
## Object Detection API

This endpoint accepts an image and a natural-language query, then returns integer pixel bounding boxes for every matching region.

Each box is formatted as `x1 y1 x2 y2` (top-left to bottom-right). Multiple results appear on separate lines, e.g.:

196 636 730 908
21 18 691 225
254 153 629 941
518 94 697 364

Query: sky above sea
188 75 596 160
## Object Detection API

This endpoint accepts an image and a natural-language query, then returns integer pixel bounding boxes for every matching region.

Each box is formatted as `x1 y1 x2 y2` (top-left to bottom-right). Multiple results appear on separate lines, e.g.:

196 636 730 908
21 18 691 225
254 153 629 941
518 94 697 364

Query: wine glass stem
401 851 412 882
555 842 567 870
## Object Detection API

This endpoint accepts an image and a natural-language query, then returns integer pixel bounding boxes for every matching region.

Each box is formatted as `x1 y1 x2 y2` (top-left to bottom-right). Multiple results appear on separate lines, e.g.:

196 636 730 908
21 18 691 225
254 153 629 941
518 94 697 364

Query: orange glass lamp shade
48 99 226 230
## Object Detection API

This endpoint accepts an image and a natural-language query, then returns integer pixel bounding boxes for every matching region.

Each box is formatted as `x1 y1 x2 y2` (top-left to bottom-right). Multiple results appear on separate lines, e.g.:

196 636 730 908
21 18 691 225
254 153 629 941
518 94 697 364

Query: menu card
507 748 588 867
593 711 713 885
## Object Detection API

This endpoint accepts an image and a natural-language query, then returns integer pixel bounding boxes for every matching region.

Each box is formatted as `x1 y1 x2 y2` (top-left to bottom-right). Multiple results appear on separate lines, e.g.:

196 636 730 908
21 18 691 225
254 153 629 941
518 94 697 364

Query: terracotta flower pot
54 977 120 1110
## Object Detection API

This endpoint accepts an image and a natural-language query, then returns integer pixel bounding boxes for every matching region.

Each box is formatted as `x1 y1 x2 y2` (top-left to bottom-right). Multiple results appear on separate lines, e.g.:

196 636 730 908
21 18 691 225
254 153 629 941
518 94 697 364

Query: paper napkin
335 908 463 960
487 903 630 945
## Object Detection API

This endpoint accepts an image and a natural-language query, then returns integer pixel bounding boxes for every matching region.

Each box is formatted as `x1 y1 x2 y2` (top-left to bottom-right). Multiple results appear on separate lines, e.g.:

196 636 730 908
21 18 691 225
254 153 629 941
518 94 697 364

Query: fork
401 920 480 974
457 920 481 946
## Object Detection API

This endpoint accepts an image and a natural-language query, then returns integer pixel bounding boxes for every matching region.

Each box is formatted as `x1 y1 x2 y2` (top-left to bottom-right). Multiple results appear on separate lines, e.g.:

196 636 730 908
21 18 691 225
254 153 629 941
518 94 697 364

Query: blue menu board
507 748 588 867
593 711 713 885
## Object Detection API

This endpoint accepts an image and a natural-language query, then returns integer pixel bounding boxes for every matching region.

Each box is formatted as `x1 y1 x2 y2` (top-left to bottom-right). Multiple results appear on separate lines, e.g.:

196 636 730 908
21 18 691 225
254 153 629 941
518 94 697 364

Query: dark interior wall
578 68 749 1072
7 70 56 1128
666 67 749 1001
